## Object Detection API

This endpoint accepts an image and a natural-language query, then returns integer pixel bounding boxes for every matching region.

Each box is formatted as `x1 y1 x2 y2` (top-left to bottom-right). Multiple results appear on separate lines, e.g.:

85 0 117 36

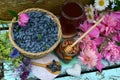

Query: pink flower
101 14 116 36
93 37 105 47
111 11 120 31
79 48 98 69
97 23 106 34
79 36 104 71
95 54 104 72
79 21 100 38
18 13 29 27
101 42 120 62
80 36 97 51
112 33 120 42
98 12 120 36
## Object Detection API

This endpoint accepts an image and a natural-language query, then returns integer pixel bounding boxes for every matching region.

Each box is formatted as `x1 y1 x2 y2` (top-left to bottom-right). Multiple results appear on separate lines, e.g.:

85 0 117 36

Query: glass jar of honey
60 0 85 38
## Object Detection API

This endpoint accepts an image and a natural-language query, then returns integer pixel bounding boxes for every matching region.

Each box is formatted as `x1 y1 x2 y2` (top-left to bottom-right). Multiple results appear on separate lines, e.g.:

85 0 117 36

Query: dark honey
62 2 83 17
60 2 85 38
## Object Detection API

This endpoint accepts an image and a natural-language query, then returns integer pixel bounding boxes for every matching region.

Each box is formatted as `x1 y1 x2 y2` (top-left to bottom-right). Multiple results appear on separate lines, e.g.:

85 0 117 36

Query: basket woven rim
9 8 62 58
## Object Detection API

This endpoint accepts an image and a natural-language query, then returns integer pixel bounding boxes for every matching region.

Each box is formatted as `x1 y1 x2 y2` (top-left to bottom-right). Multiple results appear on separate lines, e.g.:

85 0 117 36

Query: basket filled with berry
9 8 62 58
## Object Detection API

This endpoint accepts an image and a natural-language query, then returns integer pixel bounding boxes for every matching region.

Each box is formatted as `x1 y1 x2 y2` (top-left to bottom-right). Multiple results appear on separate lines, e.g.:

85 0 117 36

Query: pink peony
97 23 106 34
101 42 120 62
79 35 104 71
97 12 120 36
79 48 98 69
18 13 29 27
80 36 97 51
111 12 120 31
101 14 117 36
93 37 105 47
79 21 100 38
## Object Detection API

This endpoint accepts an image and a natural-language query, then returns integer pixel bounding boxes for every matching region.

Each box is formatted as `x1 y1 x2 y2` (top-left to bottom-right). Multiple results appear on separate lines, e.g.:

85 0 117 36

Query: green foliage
8 10 18 19
0 31 12 59
0 10 18 29
113 0 120 11
116 42 120 46
0 31 23 67
38 34 42 40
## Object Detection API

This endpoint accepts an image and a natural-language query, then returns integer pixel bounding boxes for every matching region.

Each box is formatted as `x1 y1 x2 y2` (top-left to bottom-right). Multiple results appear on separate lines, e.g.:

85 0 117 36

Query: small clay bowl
60 39 79 57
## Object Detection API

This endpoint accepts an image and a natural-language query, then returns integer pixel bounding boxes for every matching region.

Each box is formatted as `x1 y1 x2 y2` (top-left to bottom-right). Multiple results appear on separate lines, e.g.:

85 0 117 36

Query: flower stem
0 20 18 23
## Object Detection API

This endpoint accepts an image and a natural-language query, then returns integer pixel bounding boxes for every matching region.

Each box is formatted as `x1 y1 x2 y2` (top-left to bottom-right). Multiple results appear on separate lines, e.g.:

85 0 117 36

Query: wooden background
0 0 94 20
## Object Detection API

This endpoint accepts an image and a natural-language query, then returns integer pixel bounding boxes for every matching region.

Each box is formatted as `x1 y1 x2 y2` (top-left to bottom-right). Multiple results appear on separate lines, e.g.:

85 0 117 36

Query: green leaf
8 10 18 19
38 34 42 40
116 42 120 46
16 26 21 32
113 0 120 11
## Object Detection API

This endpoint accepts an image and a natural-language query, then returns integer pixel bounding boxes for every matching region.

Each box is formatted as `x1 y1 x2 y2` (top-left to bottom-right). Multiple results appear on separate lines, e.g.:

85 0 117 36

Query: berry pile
46 60 61 72
13 11 58 53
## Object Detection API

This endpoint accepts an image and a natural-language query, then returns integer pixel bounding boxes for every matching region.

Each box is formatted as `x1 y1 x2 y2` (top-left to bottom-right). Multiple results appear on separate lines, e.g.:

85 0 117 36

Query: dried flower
10 48 20 58
101 42 120 62
94 0 109 11
111 2 116 8
18 13 29 27
20 70 30 80
19 63 26 71
85 5 94 14
13 69 20 78
85 5 95 23
23 58 31 66
79 48 98 69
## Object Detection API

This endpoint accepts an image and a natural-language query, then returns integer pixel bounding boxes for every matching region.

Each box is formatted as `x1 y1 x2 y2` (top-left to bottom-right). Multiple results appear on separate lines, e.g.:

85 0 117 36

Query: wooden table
3 60 120 80
1 25 120 80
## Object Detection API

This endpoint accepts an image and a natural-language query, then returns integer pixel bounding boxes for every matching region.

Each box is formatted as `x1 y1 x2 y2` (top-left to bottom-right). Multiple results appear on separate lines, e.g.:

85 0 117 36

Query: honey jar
55 39 79 61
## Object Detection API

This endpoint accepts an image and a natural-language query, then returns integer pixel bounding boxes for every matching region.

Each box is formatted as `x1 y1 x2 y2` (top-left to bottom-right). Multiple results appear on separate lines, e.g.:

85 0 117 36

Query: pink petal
94 37 105 46
97 23 105 33
95 53 104 72
79 21 100 38
111 11 120 19
89 27 100 38
112 33 120 42
79 21 90 32
96 61 104 72
105 54 111 61
18 13 29 27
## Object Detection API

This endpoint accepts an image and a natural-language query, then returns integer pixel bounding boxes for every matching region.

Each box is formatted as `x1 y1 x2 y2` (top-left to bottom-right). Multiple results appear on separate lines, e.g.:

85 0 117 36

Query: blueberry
51 68 56 72
47 64 53 69
13 11 58 53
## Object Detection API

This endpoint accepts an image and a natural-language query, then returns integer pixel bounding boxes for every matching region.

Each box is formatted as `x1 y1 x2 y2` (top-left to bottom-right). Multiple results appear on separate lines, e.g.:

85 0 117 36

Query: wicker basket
9 8 62 58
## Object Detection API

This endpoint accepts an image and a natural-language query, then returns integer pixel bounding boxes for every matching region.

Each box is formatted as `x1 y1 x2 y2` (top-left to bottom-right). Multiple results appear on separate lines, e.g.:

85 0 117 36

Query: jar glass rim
61 1 85 20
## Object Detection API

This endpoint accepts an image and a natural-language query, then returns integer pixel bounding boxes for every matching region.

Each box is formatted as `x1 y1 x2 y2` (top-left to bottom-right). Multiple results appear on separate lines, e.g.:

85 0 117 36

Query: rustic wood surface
0 0 94 20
